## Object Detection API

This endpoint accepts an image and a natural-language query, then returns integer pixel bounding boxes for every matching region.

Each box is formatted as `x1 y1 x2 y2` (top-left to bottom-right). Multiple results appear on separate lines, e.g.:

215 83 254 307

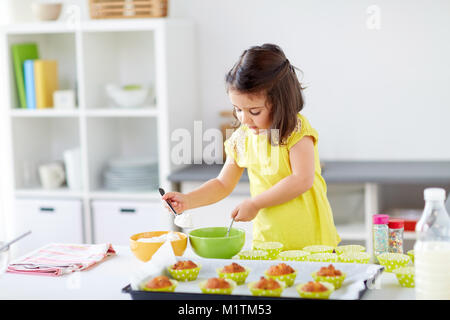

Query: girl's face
228 90 272 134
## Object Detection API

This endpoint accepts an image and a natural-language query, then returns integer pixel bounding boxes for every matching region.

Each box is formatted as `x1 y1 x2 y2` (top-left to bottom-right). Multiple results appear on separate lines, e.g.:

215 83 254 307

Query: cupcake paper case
302 245 335 254
338 252 371 264
296 282 335 299
140 279 178 292
199 278 236 295
264 269 298 287
167 263 202 281
335 245 366 255
253 241 284 259
237 250 269 260
407 250 414 263
248 279 286 297
307 253 339 263
216 267 251 285
393 266 415 288
376 253 411 272
311 271 347 289
278 250 310 261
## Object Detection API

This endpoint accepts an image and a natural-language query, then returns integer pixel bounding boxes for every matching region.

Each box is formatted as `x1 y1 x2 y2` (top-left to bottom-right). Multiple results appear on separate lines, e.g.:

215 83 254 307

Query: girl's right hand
161 192 189 214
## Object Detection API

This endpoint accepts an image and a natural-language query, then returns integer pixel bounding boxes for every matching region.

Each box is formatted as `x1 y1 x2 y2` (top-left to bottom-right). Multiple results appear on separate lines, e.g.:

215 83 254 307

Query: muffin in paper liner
307 253 338 263
338 252 371 264
335 245 366 255
278 250 311 262
296 281 335 299
199 278 236 295
407 250 415 263
252 241 284 259
376 253 411 272
393 266 415 288
140 279 178 292
311 271 347 289
237 250 269 260
216 267 251 285
264 269 298 287
167 263 202 282
248 278 286 297
302 245 335 254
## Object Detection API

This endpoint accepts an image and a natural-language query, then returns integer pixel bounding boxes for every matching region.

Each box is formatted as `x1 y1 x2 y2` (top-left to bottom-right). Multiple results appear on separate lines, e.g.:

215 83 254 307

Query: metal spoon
158 187 179 216
226 218 235 237
0 230 32 252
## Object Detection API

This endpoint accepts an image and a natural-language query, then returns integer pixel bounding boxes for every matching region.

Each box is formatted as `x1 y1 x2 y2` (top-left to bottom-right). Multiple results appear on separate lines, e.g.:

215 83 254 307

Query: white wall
170 0 450 160
1 1 449 161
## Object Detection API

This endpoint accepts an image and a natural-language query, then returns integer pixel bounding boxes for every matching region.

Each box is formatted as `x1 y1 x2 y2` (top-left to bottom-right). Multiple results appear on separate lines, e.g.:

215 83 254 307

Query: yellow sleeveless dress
224 113 341 250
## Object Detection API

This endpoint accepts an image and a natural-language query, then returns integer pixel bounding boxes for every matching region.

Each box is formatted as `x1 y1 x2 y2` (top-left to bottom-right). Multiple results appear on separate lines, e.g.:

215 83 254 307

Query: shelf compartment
7 32 77 110
91 199 172 245
15 187 85 199
10 109 80 118
86 117 159 192
14 198 84 257
81 30 156 109
85 107 158 117
11 117 81 190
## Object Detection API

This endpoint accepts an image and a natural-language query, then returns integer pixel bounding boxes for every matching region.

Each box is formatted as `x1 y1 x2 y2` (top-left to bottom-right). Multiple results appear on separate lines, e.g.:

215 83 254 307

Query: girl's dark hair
225 43 305 145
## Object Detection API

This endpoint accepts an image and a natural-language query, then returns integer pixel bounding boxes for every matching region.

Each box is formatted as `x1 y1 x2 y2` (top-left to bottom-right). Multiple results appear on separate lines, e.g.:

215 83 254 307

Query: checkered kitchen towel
7 243 116 276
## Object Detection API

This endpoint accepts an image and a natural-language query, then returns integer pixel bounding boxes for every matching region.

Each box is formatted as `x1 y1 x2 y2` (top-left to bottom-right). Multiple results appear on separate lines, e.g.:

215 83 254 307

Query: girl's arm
162 156 244 213
231 136 315 221
186 156 244 210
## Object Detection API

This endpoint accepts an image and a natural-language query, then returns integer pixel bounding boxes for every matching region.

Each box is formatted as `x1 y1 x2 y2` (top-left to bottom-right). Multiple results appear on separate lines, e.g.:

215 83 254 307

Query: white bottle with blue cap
414 188 450 299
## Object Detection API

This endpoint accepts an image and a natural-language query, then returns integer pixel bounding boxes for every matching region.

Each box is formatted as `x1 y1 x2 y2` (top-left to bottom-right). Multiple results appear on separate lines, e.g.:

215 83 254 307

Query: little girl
163 43 340 250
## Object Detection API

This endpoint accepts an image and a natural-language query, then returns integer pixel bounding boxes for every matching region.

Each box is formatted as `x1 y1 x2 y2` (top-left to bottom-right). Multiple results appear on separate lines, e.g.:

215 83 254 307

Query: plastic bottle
372 214 389 262
388 219 404 253
414 188 450 300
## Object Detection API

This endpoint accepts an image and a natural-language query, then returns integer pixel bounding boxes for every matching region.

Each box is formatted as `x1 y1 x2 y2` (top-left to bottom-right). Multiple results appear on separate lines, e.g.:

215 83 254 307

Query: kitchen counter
0 245 414 300
168 161 450 184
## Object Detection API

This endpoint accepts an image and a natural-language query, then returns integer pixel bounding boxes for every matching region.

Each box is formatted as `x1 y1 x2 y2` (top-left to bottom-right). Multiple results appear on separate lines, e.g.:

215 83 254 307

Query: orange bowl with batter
130 231 188 262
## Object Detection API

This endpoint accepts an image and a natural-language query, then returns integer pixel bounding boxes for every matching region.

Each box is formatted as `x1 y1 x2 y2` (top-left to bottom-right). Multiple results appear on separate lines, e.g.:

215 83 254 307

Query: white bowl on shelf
31 2 63 21
105 84 150 109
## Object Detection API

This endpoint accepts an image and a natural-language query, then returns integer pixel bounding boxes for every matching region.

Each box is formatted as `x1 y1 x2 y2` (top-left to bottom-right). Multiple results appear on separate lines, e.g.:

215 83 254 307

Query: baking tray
122 257 384 300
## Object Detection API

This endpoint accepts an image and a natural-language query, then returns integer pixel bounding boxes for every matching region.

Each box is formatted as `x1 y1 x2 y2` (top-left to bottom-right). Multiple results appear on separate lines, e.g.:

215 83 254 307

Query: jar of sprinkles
388 219 404 254
372 214 389 262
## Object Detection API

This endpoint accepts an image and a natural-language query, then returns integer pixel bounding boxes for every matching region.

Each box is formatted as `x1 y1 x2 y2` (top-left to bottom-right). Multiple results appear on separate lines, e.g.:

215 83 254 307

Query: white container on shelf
13 198 83 258
91 200 173 246
63 147 82 190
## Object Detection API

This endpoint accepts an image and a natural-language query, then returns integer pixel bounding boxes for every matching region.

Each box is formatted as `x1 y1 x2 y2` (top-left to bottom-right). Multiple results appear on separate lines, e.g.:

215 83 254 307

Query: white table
0 245 414 300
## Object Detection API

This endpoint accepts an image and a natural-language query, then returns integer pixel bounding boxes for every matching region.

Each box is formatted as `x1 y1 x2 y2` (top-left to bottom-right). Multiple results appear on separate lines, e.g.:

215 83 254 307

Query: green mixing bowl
189 227 245 259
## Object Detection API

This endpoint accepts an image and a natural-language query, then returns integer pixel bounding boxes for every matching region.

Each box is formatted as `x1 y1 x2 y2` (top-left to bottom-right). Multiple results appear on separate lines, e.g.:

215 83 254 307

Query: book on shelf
24 60 36 110
11 43 39 109
34 60 59 109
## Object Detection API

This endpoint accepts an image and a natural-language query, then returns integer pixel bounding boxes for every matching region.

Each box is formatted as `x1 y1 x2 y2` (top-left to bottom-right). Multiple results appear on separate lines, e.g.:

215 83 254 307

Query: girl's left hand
231 199 260 222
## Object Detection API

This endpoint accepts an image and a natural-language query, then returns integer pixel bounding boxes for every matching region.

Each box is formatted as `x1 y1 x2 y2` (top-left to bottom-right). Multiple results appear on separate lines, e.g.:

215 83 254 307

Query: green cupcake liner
376 253 411 272
311 271 347 289
335 245 366 255
167 263 202 282
338 252 371 264
307 253 339 263
278 250 311 262
302 245 335 254
407 250 415 264
264 270 297 287
247 278 286 297
393 266 415 288
296 282 335 299
216 267 251 285
237 250 269 260
253 242 284 260
199 279 236 295
141 279 178 292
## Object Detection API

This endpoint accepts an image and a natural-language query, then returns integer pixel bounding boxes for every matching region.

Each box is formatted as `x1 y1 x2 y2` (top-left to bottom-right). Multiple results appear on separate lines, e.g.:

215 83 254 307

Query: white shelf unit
0 19 199 254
